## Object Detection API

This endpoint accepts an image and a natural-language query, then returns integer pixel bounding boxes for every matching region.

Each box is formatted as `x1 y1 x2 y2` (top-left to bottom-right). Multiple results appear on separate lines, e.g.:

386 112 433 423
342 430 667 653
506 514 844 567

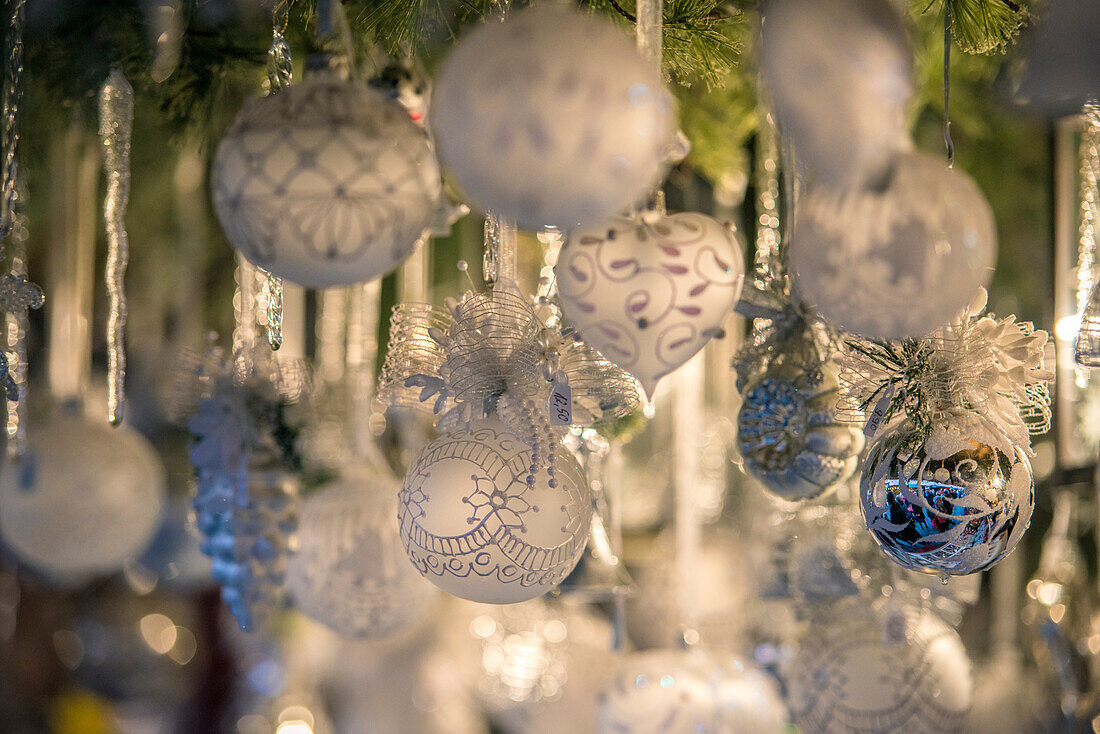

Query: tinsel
174 343 308 632
1073 101 1100 370
99 69 133 426
841 288 1052 454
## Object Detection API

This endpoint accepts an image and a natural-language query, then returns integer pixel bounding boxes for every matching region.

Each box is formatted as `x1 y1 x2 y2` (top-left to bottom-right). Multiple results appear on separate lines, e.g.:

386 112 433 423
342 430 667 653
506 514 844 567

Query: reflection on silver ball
737 363 863 501
860 419 1033 576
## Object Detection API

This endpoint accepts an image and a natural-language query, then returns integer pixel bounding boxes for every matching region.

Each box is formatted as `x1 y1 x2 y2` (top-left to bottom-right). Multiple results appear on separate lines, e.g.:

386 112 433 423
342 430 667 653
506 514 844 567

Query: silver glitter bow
378 279 639 431
840 288 1053 454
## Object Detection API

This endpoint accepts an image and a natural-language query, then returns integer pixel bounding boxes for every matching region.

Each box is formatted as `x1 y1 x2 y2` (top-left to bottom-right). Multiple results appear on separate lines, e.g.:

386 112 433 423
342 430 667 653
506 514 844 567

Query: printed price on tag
863 383 897 437
548 380 572 426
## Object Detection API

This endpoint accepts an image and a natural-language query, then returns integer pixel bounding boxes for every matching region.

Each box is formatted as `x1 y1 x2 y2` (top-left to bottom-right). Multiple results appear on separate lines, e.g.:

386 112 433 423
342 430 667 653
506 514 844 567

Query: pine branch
940 0 1030 54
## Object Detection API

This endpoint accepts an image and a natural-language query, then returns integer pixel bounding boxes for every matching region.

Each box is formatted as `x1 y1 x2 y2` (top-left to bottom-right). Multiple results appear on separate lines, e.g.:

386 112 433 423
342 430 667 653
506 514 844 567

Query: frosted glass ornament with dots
212 74 442 288
286 467 437 638
398 414 592 604
0 414 166 580
429 3 677 229
782 602 972 734
789 151 996 340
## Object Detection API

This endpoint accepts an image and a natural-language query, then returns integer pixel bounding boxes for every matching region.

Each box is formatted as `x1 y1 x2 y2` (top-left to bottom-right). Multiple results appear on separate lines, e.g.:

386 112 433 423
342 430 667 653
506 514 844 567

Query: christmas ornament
737 362 863 502
860 416 1035 577
0 413 166 580
0 0 44 449
99 69 133 425
1074 103 1100 367
211 73 442 289
845 289 1051 576
429 3 676 229
181 348 305 632
789 151 996 341
397 413 591 604
783 602 972 734
758 0 913 189
285 468 437 638
556 210 744 397
597 650 786 734
732 145 861 502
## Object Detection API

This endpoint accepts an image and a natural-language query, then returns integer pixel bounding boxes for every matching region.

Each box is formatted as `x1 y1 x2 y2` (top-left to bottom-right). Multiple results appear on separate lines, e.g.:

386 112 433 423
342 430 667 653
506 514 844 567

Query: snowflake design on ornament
463 474 537 531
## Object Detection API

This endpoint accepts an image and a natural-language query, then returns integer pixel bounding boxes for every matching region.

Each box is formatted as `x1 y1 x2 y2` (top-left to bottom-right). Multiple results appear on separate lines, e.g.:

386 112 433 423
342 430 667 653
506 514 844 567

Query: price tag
863 383 897 438
548 379 573 426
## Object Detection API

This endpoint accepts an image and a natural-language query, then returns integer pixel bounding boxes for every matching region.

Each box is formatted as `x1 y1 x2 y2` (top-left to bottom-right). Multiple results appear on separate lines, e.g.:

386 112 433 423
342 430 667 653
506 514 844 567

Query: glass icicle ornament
0 0 44 449
99 69 133 425
1074 102 1100 367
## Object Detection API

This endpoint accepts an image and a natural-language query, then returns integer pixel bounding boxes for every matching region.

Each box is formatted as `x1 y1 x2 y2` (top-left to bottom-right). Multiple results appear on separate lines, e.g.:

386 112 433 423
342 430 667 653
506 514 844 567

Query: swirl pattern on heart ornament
556 212 745 397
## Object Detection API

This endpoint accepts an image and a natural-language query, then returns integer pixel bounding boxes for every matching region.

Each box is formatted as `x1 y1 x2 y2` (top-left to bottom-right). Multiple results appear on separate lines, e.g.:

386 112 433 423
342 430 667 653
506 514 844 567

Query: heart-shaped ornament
556 212 745 397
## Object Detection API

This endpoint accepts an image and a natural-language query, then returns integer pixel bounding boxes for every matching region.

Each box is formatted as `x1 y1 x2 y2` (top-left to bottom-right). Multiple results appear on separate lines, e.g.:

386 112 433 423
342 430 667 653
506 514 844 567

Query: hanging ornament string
257 0 292 352
943 5 955 167
99 69 133 426
0 0 25 244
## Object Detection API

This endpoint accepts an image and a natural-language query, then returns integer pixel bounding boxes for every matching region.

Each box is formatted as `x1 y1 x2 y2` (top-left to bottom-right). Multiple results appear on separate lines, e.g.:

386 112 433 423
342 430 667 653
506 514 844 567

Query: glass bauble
429 4 676 229
556 211 745 397
398 414 592 604
737 362 864 501
212 76 441 288
759 0 912 188
286 468 437 638
783 603 971 734
789 151 996 341
0 414 166 580
859 418 1034 576
597 649 787 734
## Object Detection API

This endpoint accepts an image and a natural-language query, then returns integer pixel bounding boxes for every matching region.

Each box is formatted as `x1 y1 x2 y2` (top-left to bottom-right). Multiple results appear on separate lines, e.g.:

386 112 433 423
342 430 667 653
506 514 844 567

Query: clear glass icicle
99 69 133 426
258 0 292 351
1074 102 1100 368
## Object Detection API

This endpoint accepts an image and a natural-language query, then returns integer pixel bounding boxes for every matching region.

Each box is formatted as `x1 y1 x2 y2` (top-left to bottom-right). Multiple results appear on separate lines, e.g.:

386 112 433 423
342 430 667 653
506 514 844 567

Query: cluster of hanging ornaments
759 0 997 341
841 288 1051 577
379 232 641 603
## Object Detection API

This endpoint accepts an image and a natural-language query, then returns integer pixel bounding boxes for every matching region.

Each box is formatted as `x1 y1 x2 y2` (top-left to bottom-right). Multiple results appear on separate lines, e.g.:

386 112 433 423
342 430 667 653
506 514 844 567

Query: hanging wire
0 0 25 247
943 5 955 167
99 69 133 426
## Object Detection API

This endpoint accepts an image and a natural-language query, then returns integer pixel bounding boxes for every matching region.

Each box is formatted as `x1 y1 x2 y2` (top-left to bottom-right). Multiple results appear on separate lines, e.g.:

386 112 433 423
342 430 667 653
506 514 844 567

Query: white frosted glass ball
429 4 677 229
557 211 744 397
286 468 437 638
789 151 996 340
212 76 442 288
0 415 166 580
783 604 972 733
759 0 913 188
398 414 592 604
598 650 787 734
